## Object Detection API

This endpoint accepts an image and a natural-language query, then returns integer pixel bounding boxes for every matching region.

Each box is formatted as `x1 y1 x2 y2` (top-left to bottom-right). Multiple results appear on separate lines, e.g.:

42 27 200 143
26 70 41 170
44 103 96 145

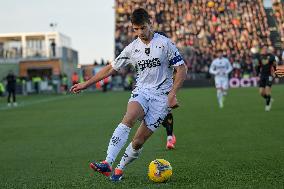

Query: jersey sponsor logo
137 58 161 71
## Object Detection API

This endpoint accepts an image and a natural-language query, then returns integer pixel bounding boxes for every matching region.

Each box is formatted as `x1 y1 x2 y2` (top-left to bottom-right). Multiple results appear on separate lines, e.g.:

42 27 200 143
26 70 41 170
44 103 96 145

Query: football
148 159 172 183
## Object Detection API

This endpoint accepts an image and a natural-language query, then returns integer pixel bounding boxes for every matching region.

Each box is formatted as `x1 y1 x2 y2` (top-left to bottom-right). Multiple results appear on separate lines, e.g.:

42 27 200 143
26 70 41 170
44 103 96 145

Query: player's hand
168 91 179 109
275 65 284 77
70 82 87 93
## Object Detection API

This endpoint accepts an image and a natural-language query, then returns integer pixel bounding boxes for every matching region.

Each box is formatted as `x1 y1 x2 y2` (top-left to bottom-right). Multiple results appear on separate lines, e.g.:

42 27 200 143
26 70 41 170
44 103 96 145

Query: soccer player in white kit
209 50 233 108
70 8 187 181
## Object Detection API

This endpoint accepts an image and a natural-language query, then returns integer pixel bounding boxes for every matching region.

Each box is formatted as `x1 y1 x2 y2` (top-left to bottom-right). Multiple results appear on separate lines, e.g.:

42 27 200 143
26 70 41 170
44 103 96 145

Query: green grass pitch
0 86 283 188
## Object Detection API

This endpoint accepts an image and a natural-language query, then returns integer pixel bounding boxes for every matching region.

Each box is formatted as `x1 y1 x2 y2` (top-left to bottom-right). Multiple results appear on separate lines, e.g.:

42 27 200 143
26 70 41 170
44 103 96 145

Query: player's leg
217 88 223 108
221 78 229 107
264 86 273 111
111 94 168 181
90 100 145 177
162 112 175 149
7 89 12 107
215 78 223 108
111 121 152 181
12 89 17 106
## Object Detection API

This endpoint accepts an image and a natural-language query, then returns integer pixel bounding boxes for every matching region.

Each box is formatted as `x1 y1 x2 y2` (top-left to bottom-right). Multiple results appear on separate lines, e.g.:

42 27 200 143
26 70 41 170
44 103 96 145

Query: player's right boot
166 139 175 149
110 168 123 181
172 134 176 145
89 160 112 177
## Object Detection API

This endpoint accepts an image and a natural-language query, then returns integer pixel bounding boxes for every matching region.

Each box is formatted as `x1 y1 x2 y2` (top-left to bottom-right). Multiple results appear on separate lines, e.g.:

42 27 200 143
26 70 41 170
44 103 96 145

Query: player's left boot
265 98 274 111
110 168 123 181
89 160 112 177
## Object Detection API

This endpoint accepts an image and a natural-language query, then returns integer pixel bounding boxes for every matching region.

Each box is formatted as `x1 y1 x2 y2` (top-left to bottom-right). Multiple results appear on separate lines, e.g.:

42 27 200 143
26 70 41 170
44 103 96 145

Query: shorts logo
151 117 164 128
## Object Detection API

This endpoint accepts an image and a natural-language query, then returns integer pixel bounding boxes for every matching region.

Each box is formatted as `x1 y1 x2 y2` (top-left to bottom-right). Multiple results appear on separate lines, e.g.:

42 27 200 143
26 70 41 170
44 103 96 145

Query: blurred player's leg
217 89 224 108
162 113 175 149
264 86 273 111
259 78 273 111
221 78 229 107
7 90 12 107
215 79 224 108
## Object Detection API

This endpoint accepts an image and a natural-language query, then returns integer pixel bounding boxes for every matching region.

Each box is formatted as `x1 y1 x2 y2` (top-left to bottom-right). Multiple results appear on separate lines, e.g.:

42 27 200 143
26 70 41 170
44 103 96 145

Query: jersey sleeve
111 44 132 71
167 40 184 67
209 61 217 75
225 58 233 74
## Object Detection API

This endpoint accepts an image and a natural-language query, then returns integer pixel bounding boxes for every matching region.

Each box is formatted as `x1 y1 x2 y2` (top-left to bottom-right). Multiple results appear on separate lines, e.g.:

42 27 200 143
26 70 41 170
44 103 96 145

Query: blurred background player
257 46 277 111
162 112 176 149
5 71 17 107
209 50 233 108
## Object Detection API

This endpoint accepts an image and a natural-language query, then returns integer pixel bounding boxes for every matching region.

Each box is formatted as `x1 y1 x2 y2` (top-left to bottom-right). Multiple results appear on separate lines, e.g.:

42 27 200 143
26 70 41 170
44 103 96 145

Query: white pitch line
0 95 74 111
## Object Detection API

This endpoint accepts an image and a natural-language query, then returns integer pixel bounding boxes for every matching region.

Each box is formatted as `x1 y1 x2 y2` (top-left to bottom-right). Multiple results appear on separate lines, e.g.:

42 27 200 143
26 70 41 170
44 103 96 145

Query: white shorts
128 90 169 132
215 77 229 90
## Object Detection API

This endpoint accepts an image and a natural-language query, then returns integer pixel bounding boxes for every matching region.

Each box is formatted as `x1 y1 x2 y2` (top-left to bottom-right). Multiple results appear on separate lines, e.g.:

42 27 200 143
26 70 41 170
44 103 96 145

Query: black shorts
259 76 273 88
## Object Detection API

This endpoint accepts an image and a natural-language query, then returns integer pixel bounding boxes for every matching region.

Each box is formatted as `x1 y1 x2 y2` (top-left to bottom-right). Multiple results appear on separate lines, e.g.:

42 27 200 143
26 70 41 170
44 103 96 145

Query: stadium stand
114 0 283 79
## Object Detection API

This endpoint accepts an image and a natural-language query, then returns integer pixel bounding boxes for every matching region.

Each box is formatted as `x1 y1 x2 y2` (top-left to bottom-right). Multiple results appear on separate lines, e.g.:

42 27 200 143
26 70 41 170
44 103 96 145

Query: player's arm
209 61 217 75
70 64 116 93
270 56 277 77
70 43 132 93
166 39 187 108
225 60 233 74
168 64 187 108
275 65 284 77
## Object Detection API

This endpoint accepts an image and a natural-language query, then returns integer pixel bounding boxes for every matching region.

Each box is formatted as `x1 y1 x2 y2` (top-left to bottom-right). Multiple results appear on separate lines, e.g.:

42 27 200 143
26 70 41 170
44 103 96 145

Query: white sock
105 123 131 166
116 142 143 170
217 90 223 106
167 136 173 141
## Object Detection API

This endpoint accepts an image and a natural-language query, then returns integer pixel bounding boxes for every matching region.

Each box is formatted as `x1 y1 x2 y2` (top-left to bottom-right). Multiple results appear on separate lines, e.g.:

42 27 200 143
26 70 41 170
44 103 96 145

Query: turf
0 86 283 189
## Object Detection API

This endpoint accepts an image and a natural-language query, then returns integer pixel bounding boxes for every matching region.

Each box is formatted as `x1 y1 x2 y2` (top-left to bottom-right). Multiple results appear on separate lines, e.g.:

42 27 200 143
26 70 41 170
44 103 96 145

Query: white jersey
209 57 233 79
111 33 184 94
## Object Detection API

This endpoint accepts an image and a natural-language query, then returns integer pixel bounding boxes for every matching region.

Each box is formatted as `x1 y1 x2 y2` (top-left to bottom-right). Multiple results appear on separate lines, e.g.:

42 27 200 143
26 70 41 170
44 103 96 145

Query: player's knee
259 91 265 97
122 114 136 127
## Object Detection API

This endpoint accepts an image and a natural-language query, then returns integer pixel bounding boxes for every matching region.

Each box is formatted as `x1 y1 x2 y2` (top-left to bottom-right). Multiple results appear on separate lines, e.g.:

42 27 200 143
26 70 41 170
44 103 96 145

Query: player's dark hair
131 8 151 25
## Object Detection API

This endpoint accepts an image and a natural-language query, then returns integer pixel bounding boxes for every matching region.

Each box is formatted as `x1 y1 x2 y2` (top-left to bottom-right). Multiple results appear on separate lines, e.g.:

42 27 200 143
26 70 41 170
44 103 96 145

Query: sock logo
111 136 121 146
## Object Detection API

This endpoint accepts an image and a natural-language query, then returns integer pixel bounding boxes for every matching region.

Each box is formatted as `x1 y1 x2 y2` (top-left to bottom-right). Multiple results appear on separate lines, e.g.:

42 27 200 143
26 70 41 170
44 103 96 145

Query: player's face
218 51 223 58
132 23 152 42
261 47 267 55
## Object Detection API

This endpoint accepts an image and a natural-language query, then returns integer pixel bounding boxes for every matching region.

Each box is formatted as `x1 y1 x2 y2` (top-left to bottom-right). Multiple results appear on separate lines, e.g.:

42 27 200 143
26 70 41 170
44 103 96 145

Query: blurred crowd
272 0 284 42
115 0 284 79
